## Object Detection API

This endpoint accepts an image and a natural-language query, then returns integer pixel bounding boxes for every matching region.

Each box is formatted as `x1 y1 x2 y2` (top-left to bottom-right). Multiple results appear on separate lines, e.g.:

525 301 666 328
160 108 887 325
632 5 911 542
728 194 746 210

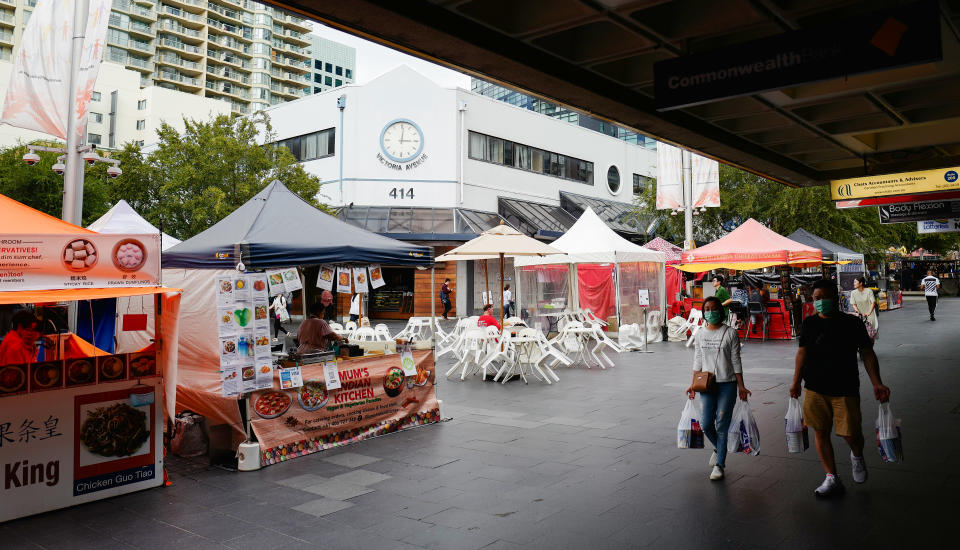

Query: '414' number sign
389 187 415 200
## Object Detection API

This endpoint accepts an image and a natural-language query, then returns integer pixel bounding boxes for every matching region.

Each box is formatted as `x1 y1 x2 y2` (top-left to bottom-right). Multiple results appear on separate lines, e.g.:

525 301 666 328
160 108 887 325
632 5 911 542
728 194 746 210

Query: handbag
692 327 727 393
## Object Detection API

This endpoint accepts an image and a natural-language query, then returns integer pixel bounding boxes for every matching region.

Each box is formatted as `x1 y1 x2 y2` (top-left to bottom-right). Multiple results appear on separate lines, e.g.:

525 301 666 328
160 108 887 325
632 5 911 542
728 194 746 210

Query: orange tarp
678 218 821 272
0 286 181 305
0 193 94 234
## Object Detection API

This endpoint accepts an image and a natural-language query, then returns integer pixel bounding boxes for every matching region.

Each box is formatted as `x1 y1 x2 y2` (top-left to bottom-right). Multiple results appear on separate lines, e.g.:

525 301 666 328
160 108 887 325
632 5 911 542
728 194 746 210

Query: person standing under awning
0 311 41 366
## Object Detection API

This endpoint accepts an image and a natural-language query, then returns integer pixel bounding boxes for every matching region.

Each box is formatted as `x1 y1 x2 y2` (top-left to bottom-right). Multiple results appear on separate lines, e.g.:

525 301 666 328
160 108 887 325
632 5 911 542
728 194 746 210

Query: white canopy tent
515 207 666 330
88 200 182 251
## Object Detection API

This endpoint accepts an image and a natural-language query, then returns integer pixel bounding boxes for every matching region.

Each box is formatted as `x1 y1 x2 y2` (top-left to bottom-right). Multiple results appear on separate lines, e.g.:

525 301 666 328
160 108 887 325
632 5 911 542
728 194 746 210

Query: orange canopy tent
0 193 95 234
677 218 822 272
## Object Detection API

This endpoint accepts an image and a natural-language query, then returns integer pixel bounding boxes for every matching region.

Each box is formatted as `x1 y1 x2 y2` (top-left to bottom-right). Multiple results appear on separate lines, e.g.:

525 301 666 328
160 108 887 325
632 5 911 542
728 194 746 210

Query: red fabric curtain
577 264 616 321
666 266 683 306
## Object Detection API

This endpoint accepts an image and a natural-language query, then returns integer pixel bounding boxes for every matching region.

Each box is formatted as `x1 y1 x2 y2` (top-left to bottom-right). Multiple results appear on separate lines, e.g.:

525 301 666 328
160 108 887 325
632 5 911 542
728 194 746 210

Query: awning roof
786 228 862 261
0 286 181 305
498 197 577 240
337 206 509 241
559 192 646 238
87 200 182 251
643 237 683 264
162 181 432 268
0 193 94 234
678 218 821 271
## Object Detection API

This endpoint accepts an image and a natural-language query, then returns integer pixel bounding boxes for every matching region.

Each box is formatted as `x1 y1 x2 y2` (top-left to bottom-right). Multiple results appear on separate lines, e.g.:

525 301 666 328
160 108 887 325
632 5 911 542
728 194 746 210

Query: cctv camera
51 162 65 175
106 165 122 178
22 152 40 165
82 151 98 165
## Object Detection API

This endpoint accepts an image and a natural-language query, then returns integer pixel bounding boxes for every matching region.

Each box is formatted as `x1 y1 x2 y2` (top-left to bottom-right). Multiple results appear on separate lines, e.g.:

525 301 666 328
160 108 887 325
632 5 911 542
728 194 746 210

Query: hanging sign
316 265 335 291
368 265 385 289
637 289 650 307
878 200 960 223
336 267 352 294
831 166 960 201
353 267 369 294
917 219 960 234
215 274 272 397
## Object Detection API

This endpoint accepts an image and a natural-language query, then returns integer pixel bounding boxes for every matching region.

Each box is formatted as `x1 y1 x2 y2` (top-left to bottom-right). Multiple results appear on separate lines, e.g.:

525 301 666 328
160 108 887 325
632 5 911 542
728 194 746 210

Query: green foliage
111 112 323 240
0 143 113 226
631 164 959 258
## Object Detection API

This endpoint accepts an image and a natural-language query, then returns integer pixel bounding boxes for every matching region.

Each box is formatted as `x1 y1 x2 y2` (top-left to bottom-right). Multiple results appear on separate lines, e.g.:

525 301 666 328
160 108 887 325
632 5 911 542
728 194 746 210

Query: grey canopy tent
163 181 431 269
786 228 863 264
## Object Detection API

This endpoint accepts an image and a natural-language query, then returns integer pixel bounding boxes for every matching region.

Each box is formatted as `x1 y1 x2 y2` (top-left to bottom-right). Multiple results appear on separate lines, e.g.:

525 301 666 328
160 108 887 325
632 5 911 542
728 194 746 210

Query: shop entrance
370 267 415 319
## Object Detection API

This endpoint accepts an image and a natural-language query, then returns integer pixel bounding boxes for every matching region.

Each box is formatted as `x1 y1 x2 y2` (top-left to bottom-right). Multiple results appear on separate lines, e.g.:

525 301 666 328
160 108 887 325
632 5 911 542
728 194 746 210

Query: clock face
380 119 423 162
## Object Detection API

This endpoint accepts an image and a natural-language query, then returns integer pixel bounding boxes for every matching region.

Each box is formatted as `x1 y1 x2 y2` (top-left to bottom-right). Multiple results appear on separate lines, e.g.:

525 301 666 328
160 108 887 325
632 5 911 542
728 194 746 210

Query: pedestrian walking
921 270 941 321
269 294 289 340
349 293 361 323
503 284 513 318
850 276 878 341
440 278 453 320
685 296 750 481
789 279 890 498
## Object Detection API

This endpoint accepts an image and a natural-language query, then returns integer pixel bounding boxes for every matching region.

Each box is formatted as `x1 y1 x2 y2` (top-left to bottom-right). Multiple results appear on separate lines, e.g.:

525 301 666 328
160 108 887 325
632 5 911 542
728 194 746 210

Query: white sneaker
708 450 718 467
851 452 868 483
814 474 844 497
709 465 724 481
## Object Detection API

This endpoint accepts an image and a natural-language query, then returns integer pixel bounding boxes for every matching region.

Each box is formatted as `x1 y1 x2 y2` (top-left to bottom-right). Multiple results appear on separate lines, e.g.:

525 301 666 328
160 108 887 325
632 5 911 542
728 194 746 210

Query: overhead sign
654 1 941 110
830 166 960 201
917 219 960 234
879 200 960 223
0 234 161 292
835 190 960 209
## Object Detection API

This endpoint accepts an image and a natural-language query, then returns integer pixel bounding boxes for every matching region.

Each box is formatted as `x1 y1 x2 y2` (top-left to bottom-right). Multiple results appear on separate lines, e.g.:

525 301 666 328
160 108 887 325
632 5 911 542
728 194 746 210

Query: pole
62 0 90 225
483 259 489 307
682 149 694 251
430 266 436 341
499 253 505 327
337 95 346 203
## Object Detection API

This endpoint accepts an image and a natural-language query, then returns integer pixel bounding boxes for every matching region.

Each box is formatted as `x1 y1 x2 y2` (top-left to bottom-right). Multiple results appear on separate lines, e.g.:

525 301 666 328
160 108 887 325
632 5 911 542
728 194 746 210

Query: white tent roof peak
88 200 182 251
516 207 665 266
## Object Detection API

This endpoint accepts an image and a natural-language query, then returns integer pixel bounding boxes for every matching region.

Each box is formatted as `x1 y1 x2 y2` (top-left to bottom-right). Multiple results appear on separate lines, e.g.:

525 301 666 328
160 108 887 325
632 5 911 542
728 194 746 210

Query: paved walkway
3 301 955 549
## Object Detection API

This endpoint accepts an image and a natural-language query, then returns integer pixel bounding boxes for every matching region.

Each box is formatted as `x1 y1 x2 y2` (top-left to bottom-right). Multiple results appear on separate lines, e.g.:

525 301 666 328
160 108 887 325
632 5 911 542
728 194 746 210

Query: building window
135 140 144 146
137 99 147 110
335 79 341 87
324 62 332 72
633 173 653 195
468 131 593 185
314 87 322 94
345 68 352 79
314 60 322 70
136 120 146 130
91 91 101 102
90 112 103 123
324 76 332 86
88 133 102 145
335 66 342 76
314 73 322 83
273 127 336 162
606 166 620 194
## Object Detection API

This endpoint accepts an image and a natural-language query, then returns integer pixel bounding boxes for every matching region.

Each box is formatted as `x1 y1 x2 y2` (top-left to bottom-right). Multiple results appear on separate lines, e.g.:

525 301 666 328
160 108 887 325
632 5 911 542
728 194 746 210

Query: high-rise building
308 35 355 94
0 0 323 115
471 78 659 150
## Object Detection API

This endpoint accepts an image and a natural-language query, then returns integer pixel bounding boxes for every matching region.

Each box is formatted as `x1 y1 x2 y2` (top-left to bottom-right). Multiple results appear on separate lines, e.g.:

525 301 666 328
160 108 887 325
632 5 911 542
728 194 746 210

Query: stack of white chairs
373 323 392 342
444 326 497 380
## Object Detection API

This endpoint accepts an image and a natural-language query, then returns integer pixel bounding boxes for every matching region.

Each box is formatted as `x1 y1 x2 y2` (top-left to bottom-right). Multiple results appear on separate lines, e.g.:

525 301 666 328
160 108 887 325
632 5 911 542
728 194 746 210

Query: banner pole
62 0 90 226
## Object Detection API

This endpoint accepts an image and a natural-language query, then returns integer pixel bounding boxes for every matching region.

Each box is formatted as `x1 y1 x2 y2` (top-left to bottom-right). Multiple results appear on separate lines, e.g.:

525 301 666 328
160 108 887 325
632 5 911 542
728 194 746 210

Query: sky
310 22 472 89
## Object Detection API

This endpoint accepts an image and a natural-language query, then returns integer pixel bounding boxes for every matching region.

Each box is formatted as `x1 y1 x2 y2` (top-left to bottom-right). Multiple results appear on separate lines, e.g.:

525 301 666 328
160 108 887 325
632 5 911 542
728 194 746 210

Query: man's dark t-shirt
321 303 336 322
799 312 871 397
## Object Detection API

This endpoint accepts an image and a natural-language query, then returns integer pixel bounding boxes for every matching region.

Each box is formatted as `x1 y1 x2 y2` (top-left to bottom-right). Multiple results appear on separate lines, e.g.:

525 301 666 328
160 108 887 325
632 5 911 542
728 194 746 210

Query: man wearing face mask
790 279 890 498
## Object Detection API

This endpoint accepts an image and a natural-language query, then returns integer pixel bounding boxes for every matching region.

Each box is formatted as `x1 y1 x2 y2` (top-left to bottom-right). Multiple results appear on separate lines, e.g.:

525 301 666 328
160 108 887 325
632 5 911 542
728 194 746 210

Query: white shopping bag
677 399 704 449
727 399 745 453
785 397 809 453
738 399 760 456
876 402 903 463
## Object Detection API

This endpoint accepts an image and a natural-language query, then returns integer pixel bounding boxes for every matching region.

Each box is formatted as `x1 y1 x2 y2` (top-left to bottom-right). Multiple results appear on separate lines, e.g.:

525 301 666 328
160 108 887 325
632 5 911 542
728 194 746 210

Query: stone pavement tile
320 451 381 468
371 474 445 498
521 527 597 550
419 485 466 503
320 505 390 529
479 540 527 550
360 514 434 541
528 461 581 477
273 473 327 488
402 523 499 550
541 416 589 427
395 499 454 521
109 521 198 550
465 415 545 429
166 536 233 550
299 523 426 550
160 510 258 542
301 478 375 500
331 468 392 486
421 506 499 530
223 530 306 550
291 498 354 517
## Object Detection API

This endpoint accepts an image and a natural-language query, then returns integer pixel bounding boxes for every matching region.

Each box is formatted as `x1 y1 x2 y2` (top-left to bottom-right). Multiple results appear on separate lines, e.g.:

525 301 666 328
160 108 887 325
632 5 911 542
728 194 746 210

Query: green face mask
704 310 724 325
814 298 835 315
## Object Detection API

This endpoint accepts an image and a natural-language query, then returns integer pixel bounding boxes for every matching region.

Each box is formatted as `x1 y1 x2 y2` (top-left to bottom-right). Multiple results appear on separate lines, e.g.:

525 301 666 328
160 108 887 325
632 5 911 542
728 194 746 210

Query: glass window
324 76 331 86
531 149 543 172
314 60 322 70
314 73 322 83
345 68 352 79
90 112 102 123
516 145 531 169
607 166 621 193
468 132 486 161
633 174 653 194
503 140 514 167
334 79 341 87
134 140 144 146
136 120 145 130
91 91 101 102
137 99 147 110
302 132 318 160
335 66 342 76
387 208 412 232
314 87 321 94
324 62 332 72
87 133 101 145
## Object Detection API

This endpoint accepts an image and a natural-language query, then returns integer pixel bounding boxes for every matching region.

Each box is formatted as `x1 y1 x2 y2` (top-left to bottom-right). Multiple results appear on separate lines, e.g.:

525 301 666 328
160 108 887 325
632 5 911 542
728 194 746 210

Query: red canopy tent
678 218 821 272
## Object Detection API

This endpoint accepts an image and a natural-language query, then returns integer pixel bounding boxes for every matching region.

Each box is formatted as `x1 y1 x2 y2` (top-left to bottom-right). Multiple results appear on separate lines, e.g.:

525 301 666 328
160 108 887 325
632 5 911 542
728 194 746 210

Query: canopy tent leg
483 259 490 307
614 263 622 328
430 266 436 340
499 253 505 327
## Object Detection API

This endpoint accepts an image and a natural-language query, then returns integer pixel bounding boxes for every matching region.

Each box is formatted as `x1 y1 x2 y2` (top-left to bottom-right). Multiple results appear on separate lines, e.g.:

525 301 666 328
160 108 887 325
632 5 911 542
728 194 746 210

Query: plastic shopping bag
876 402 903 463
737 399 761 455
677 399 704 449
785 397 809 453
727 400 745 453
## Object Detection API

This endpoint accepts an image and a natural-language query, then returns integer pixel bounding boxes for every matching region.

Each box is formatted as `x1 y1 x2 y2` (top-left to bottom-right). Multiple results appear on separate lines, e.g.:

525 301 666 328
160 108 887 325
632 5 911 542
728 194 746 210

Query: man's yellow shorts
803 388 862 437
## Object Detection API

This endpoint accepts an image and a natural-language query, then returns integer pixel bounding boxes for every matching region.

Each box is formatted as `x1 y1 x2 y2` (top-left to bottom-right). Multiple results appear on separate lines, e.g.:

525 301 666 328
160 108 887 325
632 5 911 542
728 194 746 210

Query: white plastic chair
344 320 358 333
353 327 377 341
374 323 392 341
684 309 704 348
329 322 344 331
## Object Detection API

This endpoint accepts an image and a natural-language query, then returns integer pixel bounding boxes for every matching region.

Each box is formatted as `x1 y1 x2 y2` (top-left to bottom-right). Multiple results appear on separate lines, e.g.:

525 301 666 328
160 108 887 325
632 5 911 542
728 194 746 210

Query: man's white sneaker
814 474 844 497
709 450 717 467
851 452 868 483
709 465 724 481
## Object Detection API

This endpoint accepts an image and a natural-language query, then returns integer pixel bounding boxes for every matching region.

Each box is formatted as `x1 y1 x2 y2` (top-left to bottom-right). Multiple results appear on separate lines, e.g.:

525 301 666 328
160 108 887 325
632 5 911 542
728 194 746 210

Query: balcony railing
160 6 203 24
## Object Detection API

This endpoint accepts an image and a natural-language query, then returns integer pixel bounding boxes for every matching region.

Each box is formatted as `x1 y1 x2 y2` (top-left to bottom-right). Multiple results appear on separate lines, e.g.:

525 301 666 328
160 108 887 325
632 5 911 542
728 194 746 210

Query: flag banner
656 143 683 209
0 0 111 139
691 155 720 208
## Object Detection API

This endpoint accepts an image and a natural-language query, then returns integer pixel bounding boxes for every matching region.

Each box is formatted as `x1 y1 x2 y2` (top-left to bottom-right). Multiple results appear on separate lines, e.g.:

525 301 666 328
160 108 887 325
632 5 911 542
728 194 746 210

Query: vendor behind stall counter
0 311 41 366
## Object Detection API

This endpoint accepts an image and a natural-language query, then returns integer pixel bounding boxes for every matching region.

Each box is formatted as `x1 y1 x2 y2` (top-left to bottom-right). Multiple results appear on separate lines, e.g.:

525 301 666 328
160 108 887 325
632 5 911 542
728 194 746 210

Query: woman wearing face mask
685 296 750 481
850 277 878 341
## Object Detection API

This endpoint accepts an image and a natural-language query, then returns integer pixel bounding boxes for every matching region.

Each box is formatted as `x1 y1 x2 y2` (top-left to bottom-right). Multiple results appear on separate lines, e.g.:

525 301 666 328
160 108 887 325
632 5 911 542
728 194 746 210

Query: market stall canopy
515 208 665 267
435 224 563 261
642 237 682 264
0 286 181 305
88 200 182 251
0 193 94 234
162 181 432 268
786 228 862 263
678 218 821 272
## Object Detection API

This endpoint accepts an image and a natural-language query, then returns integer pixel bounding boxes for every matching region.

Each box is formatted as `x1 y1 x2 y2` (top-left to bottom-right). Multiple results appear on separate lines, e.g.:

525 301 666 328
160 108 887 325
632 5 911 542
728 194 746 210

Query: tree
111 111 323 240
630 164 959 258
0 143 113 226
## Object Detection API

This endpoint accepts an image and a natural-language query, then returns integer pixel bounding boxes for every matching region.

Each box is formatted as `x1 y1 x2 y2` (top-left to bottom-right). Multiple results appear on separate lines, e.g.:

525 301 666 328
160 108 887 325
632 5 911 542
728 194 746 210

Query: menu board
0 233 161 291
266 268 302 296
216 274 273 397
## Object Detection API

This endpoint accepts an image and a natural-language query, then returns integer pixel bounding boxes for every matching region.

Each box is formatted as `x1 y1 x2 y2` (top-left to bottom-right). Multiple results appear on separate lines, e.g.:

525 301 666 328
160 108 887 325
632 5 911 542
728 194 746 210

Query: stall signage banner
215 274 273 397
878 200 960 223
249 351 439 466
0 379 163 522
0 233 160 291
831 166 960 201
654 1 942 110
917 218 960 233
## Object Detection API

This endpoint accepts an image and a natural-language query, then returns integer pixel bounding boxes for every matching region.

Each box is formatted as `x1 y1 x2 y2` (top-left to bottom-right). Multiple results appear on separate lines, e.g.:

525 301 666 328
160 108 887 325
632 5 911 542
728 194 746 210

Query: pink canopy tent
678 219 821 272
643 237 683 306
